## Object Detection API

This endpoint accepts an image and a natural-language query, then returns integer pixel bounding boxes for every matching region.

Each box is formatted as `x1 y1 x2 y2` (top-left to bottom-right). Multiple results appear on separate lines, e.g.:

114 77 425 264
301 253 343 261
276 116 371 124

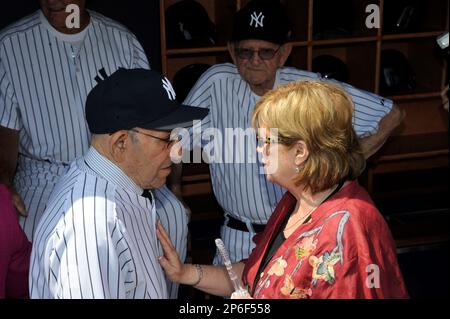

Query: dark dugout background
0 0 161 71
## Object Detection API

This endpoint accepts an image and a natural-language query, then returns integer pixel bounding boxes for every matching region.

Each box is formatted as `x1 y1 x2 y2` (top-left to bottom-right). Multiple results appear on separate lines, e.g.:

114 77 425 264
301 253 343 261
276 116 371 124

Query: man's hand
4 184 27 217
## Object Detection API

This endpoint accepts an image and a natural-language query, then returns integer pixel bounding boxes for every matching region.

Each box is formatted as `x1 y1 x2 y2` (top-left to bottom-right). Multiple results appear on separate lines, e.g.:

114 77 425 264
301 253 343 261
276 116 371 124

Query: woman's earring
295 166 300 173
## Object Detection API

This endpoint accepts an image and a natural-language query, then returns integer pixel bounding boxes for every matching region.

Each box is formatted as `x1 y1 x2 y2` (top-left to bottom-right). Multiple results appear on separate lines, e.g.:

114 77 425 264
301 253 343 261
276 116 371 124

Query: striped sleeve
131 34 150 70
90 11 150 70
0 53 20 130
325 78 393 137
153 185 188 299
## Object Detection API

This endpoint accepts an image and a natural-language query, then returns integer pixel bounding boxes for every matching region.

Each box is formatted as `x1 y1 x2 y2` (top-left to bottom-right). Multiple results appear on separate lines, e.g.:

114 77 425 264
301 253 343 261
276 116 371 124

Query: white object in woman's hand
230 290 253 299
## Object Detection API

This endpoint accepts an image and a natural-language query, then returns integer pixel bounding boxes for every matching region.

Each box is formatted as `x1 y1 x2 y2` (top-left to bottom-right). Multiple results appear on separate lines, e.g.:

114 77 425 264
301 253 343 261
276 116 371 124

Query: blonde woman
157 81 408 299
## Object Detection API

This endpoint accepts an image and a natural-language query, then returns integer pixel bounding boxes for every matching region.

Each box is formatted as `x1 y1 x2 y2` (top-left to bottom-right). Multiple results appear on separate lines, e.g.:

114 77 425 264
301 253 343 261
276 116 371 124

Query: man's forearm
360 104 405 159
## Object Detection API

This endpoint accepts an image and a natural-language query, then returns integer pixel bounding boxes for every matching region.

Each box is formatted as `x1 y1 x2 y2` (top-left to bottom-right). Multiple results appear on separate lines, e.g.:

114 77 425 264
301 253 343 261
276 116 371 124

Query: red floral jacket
242 181 409 299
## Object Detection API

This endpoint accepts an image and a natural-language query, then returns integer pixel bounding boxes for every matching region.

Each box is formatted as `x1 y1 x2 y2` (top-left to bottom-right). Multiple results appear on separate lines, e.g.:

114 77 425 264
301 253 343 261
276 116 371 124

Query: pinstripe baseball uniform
153 185 188 298
0 10 186 298
183 63 393 265
30 147 168 299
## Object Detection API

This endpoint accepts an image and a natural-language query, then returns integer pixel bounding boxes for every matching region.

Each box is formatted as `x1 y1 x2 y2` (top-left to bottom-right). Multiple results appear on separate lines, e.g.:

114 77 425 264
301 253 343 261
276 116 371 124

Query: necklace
284 184 339 232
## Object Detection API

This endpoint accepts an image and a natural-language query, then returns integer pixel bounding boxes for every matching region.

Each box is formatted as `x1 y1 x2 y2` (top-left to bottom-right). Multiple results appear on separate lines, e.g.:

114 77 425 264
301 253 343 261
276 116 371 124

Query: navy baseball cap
230 0 292 44
85 68 209 134
165 0 217 48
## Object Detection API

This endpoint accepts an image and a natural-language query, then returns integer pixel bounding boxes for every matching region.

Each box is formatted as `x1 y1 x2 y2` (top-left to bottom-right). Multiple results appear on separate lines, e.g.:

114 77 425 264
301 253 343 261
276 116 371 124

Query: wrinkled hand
230 290 253 299
156 221 186 283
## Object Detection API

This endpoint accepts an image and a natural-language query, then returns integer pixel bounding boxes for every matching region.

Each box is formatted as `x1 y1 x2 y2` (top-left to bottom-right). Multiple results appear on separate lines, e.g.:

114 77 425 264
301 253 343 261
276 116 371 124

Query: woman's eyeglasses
256 135 296 149
235 46 281 60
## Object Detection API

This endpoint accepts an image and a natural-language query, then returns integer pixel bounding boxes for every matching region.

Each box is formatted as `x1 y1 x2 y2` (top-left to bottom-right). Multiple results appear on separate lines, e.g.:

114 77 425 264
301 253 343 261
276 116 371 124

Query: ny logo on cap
162 77 176 101
250 11 265 28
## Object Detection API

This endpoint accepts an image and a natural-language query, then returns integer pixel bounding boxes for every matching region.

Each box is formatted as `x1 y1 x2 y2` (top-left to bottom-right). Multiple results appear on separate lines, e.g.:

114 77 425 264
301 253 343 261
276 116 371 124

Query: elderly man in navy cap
174 0 405 269
29 68 208 299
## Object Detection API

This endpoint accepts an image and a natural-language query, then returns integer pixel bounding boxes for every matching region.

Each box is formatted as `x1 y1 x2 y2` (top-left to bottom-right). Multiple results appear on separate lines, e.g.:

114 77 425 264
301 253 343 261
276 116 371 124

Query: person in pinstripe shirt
174 0 405 266
0 0 187 298
29 68 208 299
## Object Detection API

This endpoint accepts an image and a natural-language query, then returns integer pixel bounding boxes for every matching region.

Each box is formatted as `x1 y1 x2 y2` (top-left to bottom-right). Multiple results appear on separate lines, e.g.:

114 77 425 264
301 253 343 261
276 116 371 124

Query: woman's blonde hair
252 80 365 194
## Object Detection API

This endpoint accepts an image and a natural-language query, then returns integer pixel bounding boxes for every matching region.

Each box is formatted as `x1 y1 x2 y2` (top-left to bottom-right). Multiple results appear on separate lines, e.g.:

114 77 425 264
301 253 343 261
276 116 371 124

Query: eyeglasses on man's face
235 46 281 60
130 129 180 149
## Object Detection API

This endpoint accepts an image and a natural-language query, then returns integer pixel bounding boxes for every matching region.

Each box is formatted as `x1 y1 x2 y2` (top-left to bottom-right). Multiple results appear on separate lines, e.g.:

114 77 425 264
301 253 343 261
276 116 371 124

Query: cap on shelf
312 55 349 83
165 0 217 48
380 49 416 94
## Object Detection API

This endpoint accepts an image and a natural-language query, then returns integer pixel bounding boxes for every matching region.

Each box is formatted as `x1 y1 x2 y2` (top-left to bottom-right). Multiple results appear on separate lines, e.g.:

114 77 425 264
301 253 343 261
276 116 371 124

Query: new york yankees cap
85 68 209 134
230 0 292 44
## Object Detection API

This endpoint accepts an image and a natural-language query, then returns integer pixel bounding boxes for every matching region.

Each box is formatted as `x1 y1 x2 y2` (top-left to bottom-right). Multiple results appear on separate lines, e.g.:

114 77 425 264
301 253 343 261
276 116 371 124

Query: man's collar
83 147 144 196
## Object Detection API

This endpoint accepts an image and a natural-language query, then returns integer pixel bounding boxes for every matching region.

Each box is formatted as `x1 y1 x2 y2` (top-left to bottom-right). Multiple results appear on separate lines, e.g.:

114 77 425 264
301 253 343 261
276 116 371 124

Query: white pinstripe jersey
183 63 393 263
30 147 168 299
0 10 186 298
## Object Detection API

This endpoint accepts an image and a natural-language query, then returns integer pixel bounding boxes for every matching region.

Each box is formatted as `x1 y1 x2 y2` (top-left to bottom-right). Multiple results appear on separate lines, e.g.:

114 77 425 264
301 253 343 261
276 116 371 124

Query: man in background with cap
29 68 208 299
176 0 405 266
0 0 189 298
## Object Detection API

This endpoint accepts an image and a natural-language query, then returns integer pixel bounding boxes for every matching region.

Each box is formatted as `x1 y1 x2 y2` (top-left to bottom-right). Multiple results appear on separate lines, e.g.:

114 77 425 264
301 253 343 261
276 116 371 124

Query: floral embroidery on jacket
246 186 409 298
280 274 313 299
294 236 318 260
253 211 350 298
267 258 287 277
309 251 342 285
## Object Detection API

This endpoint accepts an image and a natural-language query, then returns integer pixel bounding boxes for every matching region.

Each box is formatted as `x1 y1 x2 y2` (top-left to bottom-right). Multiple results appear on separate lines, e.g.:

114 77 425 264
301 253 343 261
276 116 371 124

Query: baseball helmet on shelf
312 55 349 83
165 0 217 48
380 49 416 94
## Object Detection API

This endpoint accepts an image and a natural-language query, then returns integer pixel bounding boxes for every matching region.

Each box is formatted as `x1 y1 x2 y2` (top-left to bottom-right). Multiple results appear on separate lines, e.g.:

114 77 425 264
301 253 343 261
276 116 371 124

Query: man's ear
228 41 238 65
294 140 309 166
278 43 292 67
109 130 130 162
